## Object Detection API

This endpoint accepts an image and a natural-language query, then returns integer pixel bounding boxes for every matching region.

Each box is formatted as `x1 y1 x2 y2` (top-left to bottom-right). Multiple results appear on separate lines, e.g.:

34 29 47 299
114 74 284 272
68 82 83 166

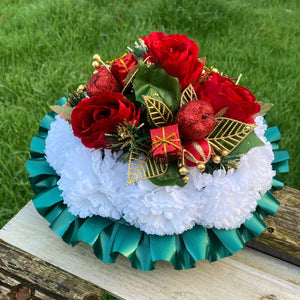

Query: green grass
0 0 299 232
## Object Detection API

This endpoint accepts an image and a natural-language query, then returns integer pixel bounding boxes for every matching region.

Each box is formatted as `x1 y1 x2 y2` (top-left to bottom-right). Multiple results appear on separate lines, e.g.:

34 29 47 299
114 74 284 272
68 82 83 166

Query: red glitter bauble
86 66 121 97
183 138 212 167
175 100 215 140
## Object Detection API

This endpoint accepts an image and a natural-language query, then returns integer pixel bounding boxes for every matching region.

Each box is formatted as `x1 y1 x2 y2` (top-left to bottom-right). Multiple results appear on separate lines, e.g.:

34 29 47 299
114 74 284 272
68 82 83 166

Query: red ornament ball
86 66 121 97
175 100 215 140
183 138 212 167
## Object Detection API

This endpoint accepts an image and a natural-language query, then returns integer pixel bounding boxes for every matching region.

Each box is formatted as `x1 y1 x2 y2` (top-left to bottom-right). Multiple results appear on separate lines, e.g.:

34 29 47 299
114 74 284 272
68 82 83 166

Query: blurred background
0 0 299 228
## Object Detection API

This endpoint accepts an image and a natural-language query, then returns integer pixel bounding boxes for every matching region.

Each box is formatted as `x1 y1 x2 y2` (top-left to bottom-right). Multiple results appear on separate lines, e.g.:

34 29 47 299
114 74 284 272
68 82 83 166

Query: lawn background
0 0 299 231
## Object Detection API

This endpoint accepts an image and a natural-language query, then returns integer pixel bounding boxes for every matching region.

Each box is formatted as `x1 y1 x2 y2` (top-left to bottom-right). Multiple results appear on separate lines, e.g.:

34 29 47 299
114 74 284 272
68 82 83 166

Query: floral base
27 99 289 270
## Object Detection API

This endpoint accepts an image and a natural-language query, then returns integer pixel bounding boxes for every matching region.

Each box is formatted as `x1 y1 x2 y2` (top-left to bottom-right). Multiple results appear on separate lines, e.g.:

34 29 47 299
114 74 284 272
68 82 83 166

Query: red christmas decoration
110 53 138 87
183 138 212 167
150 124 182 162
175 100 215 140
86 66 121 97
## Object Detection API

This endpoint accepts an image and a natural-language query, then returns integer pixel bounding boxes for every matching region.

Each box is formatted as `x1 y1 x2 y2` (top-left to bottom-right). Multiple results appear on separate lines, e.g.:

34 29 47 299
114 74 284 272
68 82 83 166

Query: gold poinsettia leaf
127 142 168 186
180 84 198 107
206 117 256 156
143 95 174 127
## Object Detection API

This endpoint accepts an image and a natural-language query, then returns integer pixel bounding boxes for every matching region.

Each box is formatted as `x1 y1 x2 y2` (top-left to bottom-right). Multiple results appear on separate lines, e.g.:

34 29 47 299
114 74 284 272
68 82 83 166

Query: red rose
194 73 260 123
71 91 140 149
142 32 203 89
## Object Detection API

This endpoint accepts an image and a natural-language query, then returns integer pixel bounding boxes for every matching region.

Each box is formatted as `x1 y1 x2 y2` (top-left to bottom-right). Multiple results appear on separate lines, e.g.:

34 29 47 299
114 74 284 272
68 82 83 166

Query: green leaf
149 161 185 187
49 105 72 121
133 59 181 113
231 131 265 155
253 102 274 117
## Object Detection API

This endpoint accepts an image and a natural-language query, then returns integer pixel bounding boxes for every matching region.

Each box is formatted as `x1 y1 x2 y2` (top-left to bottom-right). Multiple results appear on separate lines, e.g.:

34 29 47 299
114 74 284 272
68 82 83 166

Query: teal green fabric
26 101 289 270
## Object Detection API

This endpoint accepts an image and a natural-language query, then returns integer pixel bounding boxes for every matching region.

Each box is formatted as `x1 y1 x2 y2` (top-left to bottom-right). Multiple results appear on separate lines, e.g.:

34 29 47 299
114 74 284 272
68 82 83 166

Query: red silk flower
142 32 203 89
194 73 260 124
71 91 140 149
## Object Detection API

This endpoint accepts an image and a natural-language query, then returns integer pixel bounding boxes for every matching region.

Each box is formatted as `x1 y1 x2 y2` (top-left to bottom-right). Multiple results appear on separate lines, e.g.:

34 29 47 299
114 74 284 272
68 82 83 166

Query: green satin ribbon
26 102 290 270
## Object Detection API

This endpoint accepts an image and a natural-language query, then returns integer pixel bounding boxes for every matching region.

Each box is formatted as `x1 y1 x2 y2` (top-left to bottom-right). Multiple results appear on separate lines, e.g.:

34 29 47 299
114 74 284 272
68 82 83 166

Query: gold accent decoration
183 175 189 183
105 53 127 65
93 54 101 61
77 85 86 92
92 54 110 72
92 60 100 69
206 117 256 156
235 73 242 85
197 163 206 172
221 150 229 157
127 142 169 186
180 84 198 107
213 155 221 164
179 166 188 175
143 95 174 127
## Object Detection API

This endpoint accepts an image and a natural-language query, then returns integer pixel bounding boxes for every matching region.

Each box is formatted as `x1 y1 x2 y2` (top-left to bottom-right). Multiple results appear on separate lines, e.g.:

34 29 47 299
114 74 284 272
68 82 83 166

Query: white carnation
45 115 275 235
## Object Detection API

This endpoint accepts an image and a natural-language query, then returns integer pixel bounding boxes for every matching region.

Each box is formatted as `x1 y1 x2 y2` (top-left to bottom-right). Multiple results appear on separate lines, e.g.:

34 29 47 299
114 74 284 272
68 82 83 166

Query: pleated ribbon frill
26 97 289 270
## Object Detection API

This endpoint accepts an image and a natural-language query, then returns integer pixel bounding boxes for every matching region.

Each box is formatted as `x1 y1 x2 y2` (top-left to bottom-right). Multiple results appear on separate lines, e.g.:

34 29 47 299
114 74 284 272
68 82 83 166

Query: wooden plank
0 201 299 300
249 186 300 261
0 240 102 299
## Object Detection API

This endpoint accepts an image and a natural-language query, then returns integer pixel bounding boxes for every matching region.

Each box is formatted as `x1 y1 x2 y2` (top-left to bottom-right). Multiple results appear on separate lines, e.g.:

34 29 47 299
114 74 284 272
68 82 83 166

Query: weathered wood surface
0 201 300 300
0 240 102 300
248 185 300 262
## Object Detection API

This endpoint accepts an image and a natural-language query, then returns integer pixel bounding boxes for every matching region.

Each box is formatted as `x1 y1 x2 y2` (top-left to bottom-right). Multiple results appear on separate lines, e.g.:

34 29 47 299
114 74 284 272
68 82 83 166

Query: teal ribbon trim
26 104 289 270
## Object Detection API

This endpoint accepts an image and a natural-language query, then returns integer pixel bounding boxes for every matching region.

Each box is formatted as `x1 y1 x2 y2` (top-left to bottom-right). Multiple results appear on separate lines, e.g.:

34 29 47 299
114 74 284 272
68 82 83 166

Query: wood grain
250 186 300 260
0 201 300 300
0 240 102 299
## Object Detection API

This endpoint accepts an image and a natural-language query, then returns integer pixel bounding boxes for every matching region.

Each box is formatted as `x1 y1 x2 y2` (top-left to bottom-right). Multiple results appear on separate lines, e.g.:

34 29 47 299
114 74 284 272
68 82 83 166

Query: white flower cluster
45 116 275 235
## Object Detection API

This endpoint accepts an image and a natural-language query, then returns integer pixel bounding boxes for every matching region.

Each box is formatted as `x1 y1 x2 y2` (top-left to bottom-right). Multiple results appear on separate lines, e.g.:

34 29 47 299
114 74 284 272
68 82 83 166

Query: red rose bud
183 138 212 167
142 32 203 89
71 91 140 149
175 100 215 140
110 53 138 87
86 66 121 97
194 73 260 124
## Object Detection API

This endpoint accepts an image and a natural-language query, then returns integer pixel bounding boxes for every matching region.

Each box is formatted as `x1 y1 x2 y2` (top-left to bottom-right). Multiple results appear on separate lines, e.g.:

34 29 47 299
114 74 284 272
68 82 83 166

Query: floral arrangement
27 32 289 270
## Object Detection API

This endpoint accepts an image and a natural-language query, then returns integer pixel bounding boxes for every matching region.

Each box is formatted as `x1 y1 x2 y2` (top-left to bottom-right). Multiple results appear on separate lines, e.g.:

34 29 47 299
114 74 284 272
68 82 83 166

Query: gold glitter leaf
206 117 256 156
180 84 198 107
143 95 174 127
127 142 168 186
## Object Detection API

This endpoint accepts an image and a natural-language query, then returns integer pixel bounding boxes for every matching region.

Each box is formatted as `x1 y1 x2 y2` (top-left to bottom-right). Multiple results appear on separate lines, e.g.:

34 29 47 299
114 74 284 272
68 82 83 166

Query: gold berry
183 175 189 183
77 85 86 92
93 54 101 61
197 163 206 172
211 67 219 73
213 155 221 164
92 60 100 69
221 150 229 157
179 166 188 175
